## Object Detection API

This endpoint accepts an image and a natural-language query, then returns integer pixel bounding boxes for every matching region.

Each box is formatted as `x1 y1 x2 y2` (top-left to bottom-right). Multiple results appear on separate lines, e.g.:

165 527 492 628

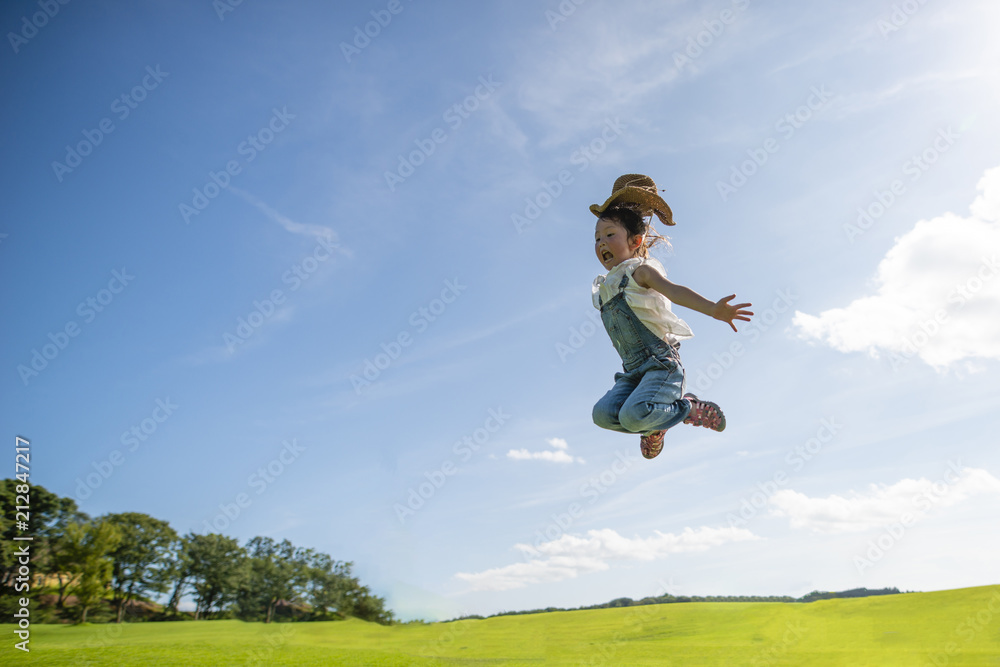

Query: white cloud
454 526 758 591
507 437 583 464
769 466 1000 533
507 448 576 463
230 187 339 240
792 165 1000 370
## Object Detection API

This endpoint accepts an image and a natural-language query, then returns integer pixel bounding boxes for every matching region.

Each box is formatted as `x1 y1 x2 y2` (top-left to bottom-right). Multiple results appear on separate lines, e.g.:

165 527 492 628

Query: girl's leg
592 372 639 433
618 360 690 434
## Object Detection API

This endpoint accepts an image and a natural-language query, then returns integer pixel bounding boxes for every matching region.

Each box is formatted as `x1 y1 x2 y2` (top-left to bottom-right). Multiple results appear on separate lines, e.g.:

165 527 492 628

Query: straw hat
590 174 674 226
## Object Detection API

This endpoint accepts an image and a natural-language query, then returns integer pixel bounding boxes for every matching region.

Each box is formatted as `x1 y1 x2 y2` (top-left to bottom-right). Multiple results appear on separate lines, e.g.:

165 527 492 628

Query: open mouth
601 250 613 262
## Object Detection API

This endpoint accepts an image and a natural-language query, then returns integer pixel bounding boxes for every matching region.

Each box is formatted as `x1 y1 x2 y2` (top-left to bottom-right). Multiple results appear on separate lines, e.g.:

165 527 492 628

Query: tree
186 533 245 619
164 534 193 615
345 577 394 625
334 560 394 625
304 552 352 620
0 480 87 618
238 537 307 623
64 520 121 623
104 513 178 623
46 531 81 610
0 480 87 589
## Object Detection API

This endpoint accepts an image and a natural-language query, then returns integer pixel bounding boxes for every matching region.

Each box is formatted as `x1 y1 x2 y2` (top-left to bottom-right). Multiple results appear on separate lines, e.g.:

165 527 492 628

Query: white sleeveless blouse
592 257 694 343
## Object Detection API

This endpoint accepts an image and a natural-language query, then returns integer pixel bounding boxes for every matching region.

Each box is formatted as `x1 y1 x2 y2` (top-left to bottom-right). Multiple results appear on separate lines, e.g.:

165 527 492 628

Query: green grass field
5 585 999 666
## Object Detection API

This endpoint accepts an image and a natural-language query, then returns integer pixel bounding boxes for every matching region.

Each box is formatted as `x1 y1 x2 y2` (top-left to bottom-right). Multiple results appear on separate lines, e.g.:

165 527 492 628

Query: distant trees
186 533 245 619
0 480 85 593
0 480 89 619
164 534 194 615
340 565 394 625
63 519 121 623
0 480 393 625
105 513 178 623
228 538 392 625
305 552 351 620
238 537 306 624
798 588 901 603
475 587 906 621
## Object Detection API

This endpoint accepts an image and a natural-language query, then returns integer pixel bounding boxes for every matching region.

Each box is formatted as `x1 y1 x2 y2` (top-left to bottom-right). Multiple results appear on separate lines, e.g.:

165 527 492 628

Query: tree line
0 480 392 625
455 588 904 620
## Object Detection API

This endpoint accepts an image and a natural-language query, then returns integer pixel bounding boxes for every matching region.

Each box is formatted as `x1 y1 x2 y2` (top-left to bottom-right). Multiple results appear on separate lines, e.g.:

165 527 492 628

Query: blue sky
3 0 999 621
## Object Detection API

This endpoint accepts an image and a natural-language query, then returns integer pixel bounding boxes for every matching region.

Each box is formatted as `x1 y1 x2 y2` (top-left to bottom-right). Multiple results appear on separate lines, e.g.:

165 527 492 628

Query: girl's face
595 217 641 270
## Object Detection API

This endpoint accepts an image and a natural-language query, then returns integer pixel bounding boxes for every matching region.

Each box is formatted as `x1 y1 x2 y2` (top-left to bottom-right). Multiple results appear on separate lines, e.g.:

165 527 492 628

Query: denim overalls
592 271 691 434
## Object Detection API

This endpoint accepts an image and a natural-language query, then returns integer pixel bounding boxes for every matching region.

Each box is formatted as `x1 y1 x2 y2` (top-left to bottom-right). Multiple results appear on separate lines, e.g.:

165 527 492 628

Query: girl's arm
633 264 753 332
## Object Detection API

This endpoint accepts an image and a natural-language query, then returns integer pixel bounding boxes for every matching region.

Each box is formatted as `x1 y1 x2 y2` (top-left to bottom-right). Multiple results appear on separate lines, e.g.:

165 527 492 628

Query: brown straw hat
590 174 674 226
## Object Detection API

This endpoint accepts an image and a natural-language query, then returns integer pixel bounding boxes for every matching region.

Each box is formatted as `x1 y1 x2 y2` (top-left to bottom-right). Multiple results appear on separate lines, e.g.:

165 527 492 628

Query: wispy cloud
230 187 339 240
179 304 297 366
454 526 758 591
831 69 987 119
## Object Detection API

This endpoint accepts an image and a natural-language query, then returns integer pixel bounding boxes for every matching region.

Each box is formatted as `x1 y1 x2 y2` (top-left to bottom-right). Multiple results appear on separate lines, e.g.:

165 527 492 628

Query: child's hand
712 295 753 332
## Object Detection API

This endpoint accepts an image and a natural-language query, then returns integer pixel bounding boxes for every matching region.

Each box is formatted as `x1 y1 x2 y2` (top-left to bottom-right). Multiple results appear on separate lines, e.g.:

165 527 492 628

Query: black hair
598 204 669 258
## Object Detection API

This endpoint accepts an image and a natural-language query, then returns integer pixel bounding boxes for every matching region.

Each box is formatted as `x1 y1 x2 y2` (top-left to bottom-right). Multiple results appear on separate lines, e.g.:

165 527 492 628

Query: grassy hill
6 584 999 666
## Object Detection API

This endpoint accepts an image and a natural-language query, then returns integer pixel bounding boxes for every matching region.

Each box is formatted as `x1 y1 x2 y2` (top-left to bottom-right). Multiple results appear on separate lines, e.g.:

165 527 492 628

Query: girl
590 174 752 459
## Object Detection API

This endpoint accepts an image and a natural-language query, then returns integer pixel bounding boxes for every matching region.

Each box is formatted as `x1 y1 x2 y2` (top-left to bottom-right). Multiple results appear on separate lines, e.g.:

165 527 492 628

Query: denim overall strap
597 272 630 308
599 271 680 373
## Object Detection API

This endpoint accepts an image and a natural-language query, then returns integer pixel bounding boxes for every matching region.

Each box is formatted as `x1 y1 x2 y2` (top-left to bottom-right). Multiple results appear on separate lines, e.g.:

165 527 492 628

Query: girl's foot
683 394 726 432
640 430 665 459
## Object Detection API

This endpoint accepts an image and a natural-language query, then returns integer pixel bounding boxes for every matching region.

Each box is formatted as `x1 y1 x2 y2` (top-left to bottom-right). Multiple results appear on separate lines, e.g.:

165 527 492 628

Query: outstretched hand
712 295 753 332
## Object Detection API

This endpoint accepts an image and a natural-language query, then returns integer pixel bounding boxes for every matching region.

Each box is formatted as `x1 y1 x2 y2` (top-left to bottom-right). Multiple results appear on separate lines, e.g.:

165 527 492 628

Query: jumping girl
590 174 753 459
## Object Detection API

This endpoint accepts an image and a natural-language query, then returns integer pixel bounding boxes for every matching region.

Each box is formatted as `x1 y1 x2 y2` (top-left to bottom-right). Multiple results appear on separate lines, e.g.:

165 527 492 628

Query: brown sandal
683 394 726 432
640 430 665 459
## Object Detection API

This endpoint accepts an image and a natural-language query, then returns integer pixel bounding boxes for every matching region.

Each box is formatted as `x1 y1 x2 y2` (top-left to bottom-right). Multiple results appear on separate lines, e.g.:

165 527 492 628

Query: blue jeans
592 355 689 434
592 271 691 435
